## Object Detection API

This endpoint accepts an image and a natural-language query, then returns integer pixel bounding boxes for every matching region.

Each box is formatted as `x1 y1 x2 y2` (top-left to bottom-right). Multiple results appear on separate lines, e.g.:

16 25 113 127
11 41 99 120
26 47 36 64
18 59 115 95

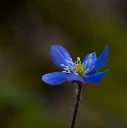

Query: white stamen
77 57 80 62
61 56 87 75
75 73 78 75
61 64 65 67
75 61 78 64
62 71 67 73
64 68 67 70
66 66 69 69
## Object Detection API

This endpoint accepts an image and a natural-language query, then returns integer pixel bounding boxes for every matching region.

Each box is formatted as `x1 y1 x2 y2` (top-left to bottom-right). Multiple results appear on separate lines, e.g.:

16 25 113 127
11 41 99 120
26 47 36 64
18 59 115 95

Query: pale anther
61 64 65 67
62 71 67 72
77 57 80 62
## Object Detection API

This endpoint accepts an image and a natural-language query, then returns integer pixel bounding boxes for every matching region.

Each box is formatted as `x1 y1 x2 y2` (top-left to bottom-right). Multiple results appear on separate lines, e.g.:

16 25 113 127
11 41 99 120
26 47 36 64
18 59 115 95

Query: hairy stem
71 83 82 128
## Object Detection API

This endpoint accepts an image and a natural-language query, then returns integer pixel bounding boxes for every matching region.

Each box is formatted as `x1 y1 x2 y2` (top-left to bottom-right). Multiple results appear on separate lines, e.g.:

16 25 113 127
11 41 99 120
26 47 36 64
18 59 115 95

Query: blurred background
0 0 127 128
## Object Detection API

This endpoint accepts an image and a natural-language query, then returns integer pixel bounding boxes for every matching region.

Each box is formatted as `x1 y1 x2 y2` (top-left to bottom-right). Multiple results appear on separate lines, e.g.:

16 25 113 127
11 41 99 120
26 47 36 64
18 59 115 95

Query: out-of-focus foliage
0 0 127 128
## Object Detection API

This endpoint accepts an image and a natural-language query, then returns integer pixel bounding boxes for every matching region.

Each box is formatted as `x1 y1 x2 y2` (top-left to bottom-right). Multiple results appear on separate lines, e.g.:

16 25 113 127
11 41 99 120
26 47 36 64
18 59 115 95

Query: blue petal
89 45 108 73
82 52 97 69
50 45 73 68
66 74 85 83
42 72 67 85
84 70 108 84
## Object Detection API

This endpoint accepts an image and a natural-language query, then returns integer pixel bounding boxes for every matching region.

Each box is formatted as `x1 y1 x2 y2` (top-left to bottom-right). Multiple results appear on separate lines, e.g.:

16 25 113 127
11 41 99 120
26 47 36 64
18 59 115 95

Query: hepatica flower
42 45 108 85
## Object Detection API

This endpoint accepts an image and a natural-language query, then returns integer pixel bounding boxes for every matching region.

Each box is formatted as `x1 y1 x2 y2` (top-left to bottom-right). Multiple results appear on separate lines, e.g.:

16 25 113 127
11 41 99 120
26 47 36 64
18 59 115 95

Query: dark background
0 0 127 128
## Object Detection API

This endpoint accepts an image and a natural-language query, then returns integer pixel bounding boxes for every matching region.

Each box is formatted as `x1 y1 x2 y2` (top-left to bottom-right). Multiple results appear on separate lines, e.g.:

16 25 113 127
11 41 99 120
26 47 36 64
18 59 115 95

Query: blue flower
42 45 108 85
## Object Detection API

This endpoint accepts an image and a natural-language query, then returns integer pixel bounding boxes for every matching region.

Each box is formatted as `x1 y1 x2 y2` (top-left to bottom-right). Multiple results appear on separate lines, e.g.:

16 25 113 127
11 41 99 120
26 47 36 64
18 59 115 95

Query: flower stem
71 83 82 128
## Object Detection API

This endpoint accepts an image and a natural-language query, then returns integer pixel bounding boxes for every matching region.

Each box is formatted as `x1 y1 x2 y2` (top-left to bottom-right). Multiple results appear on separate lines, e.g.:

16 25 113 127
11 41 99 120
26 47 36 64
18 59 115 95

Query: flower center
73 63 86 76
61 57 86 76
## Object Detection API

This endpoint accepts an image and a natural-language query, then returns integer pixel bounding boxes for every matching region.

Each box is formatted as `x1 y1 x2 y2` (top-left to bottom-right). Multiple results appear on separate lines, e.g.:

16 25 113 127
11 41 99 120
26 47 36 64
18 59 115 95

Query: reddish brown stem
71 83 82 128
